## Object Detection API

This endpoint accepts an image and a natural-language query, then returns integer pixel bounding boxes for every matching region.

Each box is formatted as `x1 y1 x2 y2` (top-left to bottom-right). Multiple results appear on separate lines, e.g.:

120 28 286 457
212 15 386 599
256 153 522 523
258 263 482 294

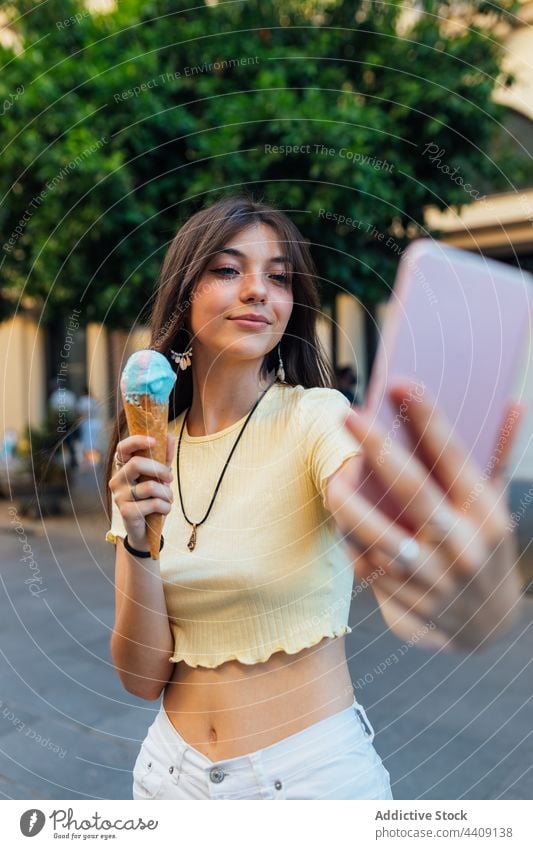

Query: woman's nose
240 271 268 299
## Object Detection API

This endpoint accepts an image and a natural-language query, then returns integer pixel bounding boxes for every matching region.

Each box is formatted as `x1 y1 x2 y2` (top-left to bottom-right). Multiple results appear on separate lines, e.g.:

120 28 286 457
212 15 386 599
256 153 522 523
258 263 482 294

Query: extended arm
325 392 523 652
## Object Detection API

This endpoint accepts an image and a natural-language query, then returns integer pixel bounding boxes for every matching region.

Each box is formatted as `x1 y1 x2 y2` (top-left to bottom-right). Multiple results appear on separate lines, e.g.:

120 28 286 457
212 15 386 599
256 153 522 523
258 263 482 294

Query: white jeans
132 697 393 800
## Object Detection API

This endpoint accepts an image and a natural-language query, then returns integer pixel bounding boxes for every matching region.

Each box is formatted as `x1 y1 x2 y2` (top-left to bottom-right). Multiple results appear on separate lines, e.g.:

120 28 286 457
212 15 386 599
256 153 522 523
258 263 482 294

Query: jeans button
274 780 282 790
209 766 225 783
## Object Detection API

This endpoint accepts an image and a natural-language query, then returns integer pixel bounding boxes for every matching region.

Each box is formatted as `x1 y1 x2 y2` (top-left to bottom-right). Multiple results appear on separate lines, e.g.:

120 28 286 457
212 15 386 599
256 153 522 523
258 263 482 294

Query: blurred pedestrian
0 428 18 469
76 385 103 467
48 377 79 469
335 364 360 405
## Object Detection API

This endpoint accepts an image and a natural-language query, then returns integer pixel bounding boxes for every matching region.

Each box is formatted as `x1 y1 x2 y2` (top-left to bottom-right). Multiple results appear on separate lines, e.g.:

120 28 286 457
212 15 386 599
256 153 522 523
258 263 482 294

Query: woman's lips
229 318 269 328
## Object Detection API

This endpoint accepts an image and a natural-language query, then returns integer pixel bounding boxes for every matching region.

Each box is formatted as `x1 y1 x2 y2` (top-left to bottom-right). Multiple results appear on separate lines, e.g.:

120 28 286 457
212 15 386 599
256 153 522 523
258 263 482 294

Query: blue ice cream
120 350 176 405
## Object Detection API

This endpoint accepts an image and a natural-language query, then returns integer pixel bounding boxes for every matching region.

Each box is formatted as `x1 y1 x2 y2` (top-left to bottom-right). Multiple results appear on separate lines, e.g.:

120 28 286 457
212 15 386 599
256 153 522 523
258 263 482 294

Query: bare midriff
161 635 354 762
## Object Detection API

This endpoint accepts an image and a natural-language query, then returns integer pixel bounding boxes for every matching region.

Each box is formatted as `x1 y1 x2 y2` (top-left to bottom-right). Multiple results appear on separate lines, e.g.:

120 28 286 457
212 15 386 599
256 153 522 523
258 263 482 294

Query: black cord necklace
176 379 277 551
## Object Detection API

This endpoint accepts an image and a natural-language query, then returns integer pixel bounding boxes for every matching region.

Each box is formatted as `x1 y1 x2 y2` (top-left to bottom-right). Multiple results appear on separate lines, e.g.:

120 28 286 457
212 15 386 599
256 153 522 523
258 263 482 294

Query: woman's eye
212 266 238 277
211 267 289 284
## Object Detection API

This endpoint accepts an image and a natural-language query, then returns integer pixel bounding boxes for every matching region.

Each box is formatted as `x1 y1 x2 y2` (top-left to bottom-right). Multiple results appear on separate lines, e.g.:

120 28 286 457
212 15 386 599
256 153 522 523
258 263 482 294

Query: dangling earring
276 343 286 383
170 329 193 371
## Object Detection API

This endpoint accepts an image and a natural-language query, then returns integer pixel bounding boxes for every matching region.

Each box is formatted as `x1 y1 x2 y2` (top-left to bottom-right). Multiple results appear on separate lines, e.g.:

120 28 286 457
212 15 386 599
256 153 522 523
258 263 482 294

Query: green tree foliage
0 0 525 326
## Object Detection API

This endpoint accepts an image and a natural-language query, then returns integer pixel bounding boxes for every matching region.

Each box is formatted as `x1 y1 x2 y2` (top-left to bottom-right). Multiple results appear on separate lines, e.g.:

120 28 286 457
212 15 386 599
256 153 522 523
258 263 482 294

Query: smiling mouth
228 317 270 325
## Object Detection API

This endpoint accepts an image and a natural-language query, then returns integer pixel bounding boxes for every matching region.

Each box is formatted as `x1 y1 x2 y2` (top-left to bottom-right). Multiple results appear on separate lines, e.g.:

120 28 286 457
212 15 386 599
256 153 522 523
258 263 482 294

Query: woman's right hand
108 433 175 550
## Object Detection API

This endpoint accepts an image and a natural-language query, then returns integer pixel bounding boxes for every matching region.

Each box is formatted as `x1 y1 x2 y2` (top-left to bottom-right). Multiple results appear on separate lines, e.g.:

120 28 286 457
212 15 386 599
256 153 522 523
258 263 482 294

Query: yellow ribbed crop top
105 382 363 668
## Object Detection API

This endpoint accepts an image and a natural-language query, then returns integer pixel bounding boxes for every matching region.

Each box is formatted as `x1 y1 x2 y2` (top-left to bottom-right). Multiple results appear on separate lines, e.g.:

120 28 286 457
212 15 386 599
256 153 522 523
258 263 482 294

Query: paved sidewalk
0 468 531 800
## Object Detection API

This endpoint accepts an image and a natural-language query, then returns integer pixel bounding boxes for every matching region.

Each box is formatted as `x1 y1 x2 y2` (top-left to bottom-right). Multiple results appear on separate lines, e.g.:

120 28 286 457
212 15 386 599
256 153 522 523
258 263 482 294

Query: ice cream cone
123 394 168 559
120 350 177 559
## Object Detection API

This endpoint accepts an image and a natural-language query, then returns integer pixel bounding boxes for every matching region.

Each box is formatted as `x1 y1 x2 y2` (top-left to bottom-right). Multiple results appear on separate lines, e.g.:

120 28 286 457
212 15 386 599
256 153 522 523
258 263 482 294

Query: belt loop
175 744 191 782
249 749 274 800
353 702 376 743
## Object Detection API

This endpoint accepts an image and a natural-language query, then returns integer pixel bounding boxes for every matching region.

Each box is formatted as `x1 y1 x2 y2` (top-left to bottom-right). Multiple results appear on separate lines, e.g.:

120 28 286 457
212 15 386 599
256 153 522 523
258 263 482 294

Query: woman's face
187 224 294 368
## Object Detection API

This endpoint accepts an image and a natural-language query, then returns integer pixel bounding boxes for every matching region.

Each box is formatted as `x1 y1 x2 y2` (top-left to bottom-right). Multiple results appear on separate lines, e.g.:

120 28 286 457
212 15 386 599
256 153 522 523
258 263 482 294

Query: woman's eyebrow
215 247 292 264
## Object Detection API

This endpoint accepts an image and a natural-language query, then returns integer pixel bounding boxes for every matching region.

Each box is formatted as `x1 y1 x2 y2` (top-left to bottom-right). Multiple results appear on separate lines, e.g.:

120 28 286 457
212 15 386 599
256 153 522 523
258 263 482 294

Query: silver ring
394 537 421 571
130 483 139 502
114 451 126 469
420 506 457 544
341 525 421 574
392 507 456 573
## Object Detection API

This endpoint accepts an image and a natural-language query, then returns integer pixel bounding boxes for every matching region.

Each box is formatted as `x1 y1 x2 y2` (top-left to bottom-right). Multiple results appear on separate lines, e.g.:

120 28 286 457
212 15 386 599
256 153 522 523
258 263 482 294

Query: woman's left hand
327 381 525 651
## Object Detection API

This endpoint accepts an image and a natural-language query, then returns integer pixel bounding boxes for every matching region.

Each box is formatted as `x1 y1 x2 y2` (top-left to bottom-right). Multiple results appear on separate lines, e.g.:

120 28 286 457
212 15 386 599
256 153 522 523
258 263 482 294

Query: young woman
105 195 522 800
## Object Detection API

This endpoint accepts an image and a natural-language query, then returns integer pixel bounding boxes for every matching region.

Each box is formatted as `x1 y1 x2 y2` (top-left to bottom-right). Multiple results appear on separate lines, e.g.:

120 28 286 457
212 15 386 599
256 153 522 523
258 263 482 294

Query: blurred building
420 0 533 481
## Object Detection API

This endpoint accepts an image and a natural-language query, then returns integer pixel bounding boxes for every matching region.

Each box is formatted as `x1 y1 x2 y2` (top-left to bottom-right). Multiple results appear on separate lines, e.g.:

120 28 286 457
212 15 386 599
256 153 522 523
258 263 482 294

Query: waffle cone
123 394 169 559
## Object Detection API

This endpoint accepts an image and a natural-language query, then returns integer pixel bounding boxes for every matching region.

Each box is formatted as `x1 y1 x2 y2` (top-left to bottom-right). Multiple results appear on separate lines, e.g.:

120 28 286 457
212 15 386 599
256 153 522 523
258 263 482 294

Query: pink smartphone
355 239 532 534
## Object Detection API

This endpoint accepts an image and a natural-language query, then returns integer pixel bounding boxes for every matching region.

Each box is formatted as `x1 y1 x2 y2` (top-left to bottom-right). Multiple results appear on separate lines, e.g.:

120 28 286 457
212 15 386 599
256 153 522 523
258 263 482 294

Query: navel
208 726 217 743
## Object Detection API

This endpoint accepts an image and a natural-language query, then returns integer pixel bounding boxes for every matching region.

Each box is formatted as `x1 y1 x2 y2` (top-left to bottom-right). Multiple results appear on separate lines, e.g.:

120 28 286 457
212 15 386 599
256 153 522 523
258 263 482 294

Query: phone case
356 239 532 533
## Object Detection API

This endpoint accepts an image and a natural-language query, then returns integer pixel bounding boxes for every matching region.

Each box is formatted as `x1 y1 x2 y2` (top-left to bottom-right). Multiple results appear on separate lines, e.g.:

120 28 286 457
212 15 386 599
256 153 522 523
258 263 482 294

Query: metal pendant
187 524 197 551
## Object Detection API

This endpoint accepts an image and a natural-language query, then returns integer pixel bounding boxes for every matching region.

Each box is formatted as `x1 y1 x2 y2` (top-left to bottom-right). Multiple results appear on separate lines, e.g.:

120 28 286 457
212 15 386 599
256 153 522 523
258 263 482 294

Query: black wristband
123 534 165 558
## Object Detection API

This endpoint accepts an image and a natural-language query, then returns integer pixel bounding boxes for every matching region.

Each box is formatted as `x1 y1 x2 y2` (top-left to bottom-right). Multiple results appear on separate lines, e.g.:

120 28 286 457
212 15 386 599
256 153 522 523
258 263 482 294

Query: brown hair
105 193 335 515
